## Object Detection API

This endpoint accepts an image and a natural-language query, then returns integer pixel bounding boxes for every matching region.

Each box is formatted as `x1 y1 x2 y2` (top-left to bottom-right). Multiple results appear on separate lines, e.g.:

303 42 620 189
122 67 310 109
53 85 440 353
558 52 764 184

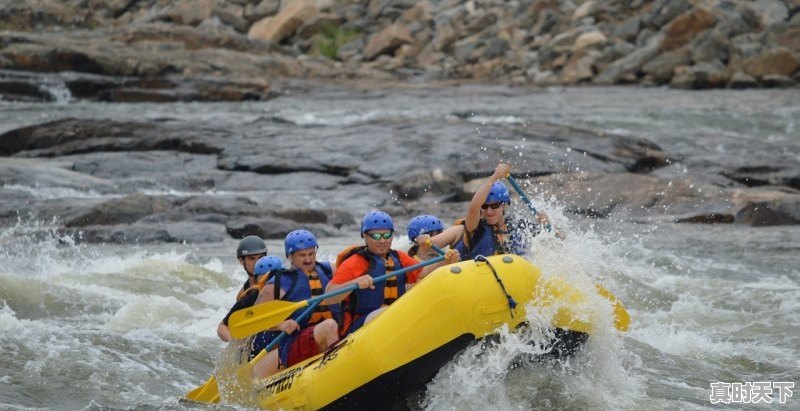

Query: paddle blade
596 284 630 332
228 299 308 339
185 374 220 404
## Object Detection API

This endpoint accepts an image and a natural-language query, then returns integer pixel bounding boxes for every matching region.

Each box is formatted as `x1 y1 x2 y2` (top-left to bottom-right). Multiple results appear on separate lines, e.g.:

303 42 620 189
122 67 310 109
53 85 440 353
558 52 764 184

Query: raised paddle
185 300 322 404
506 174 630 332
506 175 552 233
228 255 446 339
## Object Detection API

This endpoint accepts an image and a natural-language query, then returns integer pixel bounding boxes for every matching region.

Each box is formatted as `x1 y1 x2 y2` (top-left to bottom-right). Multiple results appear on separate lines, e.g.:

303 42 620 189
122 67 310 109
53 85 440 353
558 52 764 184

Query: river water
1 85 798 410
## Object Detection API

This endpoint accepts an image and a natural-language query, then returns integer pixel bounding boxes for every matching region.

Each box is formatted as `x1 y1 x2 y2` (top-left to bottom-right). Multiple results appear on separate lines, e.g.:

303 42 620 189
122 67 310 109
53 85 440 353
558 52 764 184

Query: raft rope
474 255 517 318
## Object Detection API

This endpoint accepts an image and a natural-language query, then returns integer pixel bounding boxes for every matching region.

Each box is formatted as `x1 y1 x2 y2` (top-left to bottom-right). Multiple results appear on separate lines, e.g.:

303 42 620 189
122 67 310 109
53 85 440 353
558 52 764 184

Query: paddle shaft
309 254 446 306
506 175 552 233
249 299 322 354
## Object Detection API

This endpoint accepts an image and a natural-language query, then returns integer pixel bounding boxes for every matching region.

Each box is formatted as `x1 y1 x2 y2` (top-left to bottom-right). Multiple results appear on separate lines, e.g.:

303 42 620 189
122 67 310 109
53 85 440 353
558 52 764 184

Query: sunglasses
367 232 393 240
481 203 503 210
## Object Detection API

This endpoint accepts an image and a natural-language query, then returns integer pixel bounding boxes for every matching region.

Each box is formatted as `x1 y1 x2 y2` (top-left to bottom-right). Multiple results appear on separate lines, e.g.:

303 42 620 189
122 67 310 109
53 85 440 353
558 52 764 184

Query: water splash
38 81 73 104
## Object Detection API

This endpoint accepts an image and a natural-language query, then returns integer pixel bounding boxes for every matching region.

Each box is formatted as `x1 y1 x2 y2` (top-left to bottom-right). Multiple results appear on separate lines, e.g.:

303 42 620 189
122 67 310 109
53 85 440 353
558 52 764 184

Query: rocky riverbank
1 0 799 103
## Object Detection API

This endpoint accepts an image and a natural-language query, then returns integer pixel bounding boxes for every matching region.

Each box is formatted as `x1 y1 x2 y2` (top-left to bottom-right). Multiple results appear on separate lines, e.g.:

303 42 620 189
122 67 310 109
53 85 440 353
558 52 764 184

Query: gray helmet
236 235 268 258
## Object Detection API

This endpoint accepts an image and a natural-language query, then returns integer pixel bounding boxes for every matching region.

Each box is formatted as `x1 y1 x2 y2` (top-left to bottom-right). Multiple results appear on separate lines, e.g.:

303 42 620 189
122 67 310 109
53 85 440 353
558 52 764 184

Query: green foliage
311 24 359 61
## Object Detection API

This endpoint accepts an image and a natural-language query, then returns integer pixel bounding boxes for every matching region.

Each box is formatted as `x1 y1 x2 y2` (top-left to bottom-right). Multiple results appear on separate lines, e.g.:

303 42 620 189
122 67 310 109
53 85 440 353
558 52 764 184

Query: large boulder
363 22 414 61
247 0 318 43
660 8 718 52
64 194 178 227
740 46 800 78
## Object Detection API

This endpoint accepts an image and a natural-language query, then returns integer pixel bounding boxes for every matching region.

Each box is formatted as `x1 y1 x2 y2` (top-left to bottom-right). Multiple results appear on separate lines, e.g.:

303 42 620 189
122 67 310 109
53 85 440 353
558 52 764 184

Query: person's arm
217 322 231 342
255 283 282 305
418 249 460 279
416 224 465 249
218 291 257 340
465 163 510 232
324 257 374 304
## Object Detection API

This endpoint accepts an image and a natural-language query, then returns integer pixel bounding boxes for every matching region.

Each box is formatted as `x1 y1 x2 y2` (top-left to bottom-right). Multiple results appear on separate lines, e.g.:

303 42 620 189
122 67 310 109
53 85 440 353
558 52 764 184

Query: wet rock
0 157 117 193
0 118 225 157
161 221 229 243
178 196 262 217
723 165 800 189
272 208 355 228
674 213 735 224
735 196 800 226
389 169 462 201
67 224 173 244
531 172 734 220
0 79 57 102
64 193 179 227
225 216 298 239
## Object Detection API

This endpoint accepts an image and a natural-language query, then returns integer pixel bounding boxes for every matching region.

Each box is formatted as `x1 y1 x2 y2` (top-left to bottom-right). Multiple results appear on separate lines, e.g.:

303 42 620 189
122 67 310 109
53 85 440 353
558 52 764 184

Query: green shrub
311 24 360 61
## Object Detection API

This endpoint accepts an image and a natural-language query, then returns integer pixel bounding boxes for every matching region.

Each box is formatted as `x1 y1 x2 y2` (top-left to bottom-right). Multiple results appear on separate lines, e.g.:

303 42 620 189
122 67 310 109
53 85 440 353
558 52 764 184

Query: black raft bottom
322 328 588 410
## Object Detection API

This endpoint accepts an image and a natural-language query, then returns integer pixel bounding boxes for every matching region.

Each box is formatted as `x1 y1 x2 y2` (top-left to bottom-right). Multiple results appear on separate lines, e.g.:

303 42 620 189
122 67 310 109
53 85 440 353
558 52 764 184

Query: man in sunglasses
325 210 459 336
446 163 551 260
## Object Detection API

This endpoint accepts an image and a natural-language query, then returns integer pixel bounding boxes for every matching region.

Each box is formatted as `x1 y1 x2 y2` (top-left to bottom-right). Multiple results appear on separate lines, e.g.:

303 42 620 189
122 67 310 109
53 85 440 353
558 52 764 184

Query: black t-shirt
222 288 259 325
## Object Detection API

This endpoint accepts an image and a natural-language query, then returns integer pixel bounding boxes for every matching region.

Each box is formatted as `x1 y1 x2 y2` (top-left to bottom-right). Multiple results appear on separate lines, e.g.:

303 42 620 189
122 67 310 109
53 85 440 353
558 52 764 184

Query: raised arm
465 163 510 232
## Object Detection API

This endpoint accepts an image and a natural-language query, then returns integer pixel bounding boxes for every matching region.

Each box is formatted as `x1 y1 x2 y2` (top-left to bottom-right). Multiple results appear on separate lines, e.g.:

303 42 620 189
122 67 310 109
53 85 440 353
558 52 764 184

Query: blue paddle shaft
265 300 321 351
302 254 445 309
431 244 447 256
507 175 552 233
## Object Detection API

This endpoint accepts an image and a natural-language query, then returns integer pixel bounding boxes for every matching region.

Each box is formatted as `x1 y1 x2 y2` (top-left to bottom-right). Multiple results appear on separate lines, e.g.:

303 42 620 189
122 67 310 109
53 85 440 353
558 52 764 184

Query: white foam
0 302 23 332
104 295 195 332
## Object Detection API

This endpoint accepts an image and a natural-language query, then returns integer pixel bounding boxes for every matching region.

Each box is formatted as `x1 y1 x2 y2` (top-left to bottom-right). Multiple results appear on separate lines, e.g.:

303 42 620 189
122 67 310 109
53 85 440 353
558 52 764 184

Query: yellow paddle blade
229 299 308 339
184 374 220 404
184 347 269 404
596 283 630 332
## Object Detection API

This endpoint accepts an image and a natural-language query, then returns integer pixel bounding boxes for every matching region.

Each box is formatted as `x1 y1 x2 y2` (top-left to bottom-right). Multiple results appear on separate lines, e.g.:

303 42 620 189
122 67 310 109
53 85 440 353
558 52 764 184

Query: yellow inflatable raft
230 254 627 410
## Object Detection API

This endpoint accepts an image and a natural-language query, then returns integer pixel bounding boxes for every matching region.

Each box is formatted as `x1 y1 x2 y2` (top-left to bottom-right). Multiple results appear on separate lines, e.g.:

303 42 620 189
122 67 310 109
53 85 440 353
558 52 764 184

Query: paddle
506 174 630 332
185 301 322 404
506 175 552 233
229 255 446 339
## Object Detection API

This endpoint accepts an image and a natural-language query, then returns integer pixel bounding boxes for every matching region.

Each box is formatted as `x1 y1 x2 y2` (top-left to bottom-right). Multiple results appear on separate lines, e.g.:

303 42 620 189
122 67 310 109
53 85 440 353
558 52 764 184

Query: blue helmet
254 255 283 277
361 210 394 234
407 215 444 243
485 181 511 204
284 229 319 257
